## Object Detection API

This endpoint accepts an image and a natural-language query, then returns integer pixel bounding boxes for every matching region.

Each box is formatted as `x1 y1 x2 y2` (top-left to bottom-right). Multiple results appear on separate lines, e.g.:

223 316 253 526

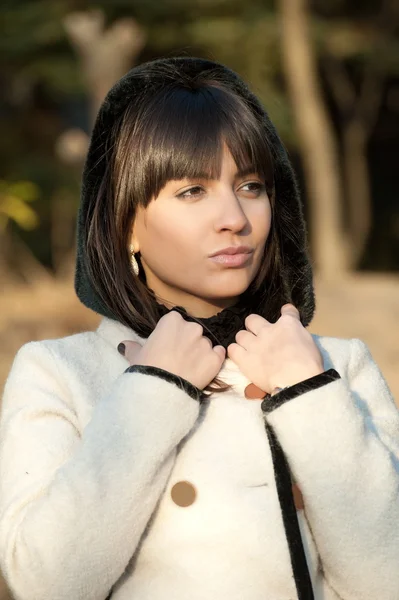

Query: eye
177 185 205 199
239 181 266 197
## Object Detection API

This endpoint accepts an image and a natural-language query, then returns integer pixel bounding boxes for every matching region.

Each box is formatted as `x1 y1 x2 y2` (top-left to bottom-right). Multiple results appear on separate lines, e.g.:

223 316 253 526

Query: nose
213 185 249 233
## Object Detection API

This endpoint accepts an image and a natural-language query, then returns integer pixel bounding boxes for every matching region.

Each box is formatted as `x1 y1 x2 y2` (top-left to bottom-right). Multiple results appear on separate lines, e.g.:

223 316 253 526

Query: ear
130 222 140 253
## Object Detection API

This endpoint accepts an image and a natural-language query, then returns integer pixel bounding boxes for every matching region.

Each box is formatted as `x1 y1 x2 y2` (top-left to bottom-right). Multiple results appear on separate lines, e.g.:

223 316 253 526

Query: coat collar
96 316 146 350
94 317 332 394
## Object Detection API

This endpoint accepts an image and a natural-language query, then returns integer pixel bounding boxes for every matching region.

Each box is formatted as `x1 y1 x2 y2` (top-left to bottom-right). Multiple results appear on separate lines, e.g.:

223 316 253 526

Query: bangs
115 82 275 209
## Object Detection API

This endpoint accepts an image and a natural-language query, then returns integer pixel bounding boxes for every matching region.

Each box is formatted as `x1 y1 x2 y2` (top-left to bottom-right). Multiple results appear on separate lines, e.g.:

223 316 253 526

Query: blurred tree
0 179 53 286
278 0 399 276
0 0 398 285
278 0 348 279
317 0 399 269
0 1 84 284
64 8 146 123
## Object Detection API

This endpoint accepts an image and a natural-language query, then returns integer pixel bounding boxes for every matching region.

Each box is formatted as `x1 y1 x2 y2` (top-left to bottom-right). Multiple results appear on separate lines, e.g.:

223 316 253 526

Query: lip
209 245 254 257
209 252 253 267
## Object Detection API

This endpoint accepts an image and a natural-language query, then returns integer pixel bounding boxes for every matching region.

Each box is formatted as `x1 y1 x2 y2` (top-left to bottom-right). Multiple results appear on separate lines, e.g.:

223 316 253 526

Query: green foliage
0 180 40 232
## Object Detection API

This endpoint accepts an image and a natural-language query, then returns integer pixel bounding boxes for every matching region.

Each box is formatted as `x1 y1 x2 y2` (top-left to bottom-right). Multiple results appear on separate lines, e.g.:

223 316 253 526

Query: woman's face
130 144 272 317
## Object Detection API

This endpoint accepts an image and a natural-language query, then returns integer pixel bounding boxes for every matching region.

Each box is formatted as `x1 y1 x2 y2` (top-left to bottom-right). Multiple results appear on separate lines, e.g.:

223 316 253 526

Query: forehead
168 144 260 182
219 145 260 176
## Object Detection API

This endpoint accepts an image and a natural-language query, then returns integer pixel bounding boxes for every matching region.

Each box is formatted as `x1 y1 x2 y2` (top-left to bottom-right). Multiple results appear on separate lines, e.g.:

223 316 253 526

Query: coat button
244 383 266 399
292 483 304 510
171 481 197 507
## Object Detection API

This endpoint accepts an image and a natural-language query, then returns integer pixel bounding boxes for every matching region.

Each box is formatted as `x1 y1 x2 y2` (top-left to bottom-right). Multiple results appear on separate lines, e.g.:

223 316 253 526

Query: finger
235 329 257 350
202 335 214 349
244 313 271 336
227 342 247 363
213 345 226 362
118 340 142 363
280 304 300 319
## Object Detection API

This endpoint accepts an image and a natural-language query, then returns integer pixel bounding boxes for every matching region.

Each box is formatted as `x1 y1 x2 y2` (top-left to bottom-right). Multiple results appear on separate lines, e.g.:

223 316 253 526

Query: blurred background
0 0 398 593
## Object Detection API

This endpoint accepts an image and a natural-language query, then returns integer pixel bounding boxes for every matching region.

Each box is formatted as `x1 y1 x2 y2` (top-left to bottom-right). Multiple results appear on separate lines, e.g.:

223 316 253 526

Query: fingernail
117 343 126 356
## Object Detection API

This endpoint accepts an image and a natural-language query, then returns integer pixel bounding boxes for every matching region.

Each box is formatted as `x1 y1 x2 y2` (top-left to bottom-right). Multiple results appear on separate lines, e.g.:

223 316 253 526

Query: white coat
0 316 398 600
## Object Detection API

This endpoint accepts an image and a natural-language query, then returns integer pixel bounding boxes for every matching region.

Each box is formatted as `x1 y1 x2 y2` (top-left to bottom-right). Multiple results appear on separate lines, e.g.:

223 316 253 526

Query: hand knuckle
171 310 183 320
188 322 203 335
202 336 213 349
160 312 174 324
281 314 293 323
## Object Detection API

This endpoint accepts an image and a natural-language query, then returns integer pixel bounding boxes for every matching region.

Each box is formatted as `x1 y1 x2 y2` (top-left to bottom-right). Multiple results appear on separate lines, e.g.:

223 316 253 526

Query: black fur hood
74 56 315 331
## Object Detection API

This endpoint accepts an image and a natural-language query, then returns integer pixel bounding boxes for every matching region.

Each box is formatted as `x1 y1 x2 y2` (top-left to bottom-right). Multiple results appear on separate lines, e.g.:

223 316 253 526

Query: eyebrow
189 167 259 181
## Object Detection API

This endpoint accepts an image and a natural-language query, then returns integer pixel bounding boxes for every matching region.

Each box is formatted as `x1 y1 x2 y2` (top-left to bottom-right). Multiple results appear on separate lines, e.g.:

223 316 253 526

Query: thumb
117 340 143 365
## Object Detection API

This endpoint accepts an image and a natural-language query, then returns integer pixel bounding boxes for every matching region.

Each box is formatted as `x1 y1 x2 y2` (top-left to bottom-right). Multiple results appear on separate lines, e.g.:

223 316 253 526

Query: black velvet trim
124 364 204 403
261 368 341 414
265 423 315 599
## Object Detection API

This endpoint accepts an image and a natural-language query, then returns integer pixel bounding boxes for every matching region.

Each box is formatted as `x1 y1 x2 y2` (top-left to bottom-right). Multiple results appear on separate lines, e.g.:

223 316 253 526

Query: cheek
250 202 272 240
140 208 196 259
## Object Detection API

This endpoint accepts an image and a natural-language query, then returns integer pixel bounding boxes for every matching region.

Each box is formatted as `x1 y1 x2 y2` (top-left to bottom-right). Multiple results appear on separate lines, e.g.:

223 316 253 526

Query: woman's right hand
118 311 226 390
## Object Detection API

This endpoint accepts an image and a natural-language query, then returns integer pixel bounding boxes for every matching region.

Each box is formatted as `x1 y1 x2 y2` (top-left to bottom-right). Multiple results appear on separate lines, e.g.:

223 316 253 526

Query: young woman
0 57 398 600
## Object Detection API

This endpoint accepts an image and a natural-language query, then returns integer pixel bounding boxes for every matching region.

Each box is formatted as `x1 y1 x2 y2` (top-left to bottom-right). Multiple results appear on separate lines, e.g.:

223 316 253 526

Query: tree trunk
322 56 383 271
342 119 372 268
278 0 349 279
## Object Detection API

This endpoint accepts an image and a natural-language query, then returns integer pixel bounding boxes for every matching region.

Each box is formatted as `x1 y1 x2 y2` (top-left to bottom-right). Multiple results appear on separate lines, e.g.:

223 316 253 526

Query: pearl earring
129 244 140 276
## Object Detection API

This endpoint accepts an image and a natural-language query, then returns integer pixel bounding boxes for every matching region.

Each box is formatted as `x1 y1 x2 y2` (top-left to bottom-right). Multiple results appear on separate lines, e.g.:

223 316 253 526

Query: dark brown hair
86 67 284 398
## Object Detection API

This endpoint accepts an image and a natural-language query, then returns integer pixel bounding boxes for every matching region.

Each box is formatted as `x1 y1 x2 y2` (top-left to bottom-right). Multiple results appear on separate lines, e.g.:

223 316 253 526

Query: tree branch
63 9 147 121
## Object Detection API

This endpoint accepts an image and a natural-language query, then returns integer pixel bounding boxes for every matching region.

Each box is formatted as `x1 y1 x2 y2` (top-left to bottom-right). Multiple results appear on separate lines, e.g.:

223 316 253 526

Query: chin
203 283 250 300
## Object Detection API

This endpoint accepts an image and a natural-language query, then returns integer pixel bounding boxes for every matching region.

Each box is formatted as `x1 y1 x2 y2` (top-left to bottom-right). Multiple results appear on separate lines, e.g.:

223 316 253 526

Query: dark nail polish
117 343 126 356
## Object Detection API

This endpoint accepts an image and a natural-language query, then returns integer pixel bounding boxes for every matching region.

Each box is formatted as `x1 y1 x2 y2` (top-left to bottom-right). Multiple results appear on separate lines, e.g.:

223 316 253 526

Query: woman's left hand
227 303 325 394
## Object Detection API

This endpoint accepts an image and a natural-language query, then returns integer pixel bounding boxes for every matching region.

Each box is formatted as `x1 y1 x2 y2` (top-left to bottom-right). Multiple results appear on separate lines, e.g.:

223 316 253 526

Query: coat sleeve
0 341 201 600
264 337 399 600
